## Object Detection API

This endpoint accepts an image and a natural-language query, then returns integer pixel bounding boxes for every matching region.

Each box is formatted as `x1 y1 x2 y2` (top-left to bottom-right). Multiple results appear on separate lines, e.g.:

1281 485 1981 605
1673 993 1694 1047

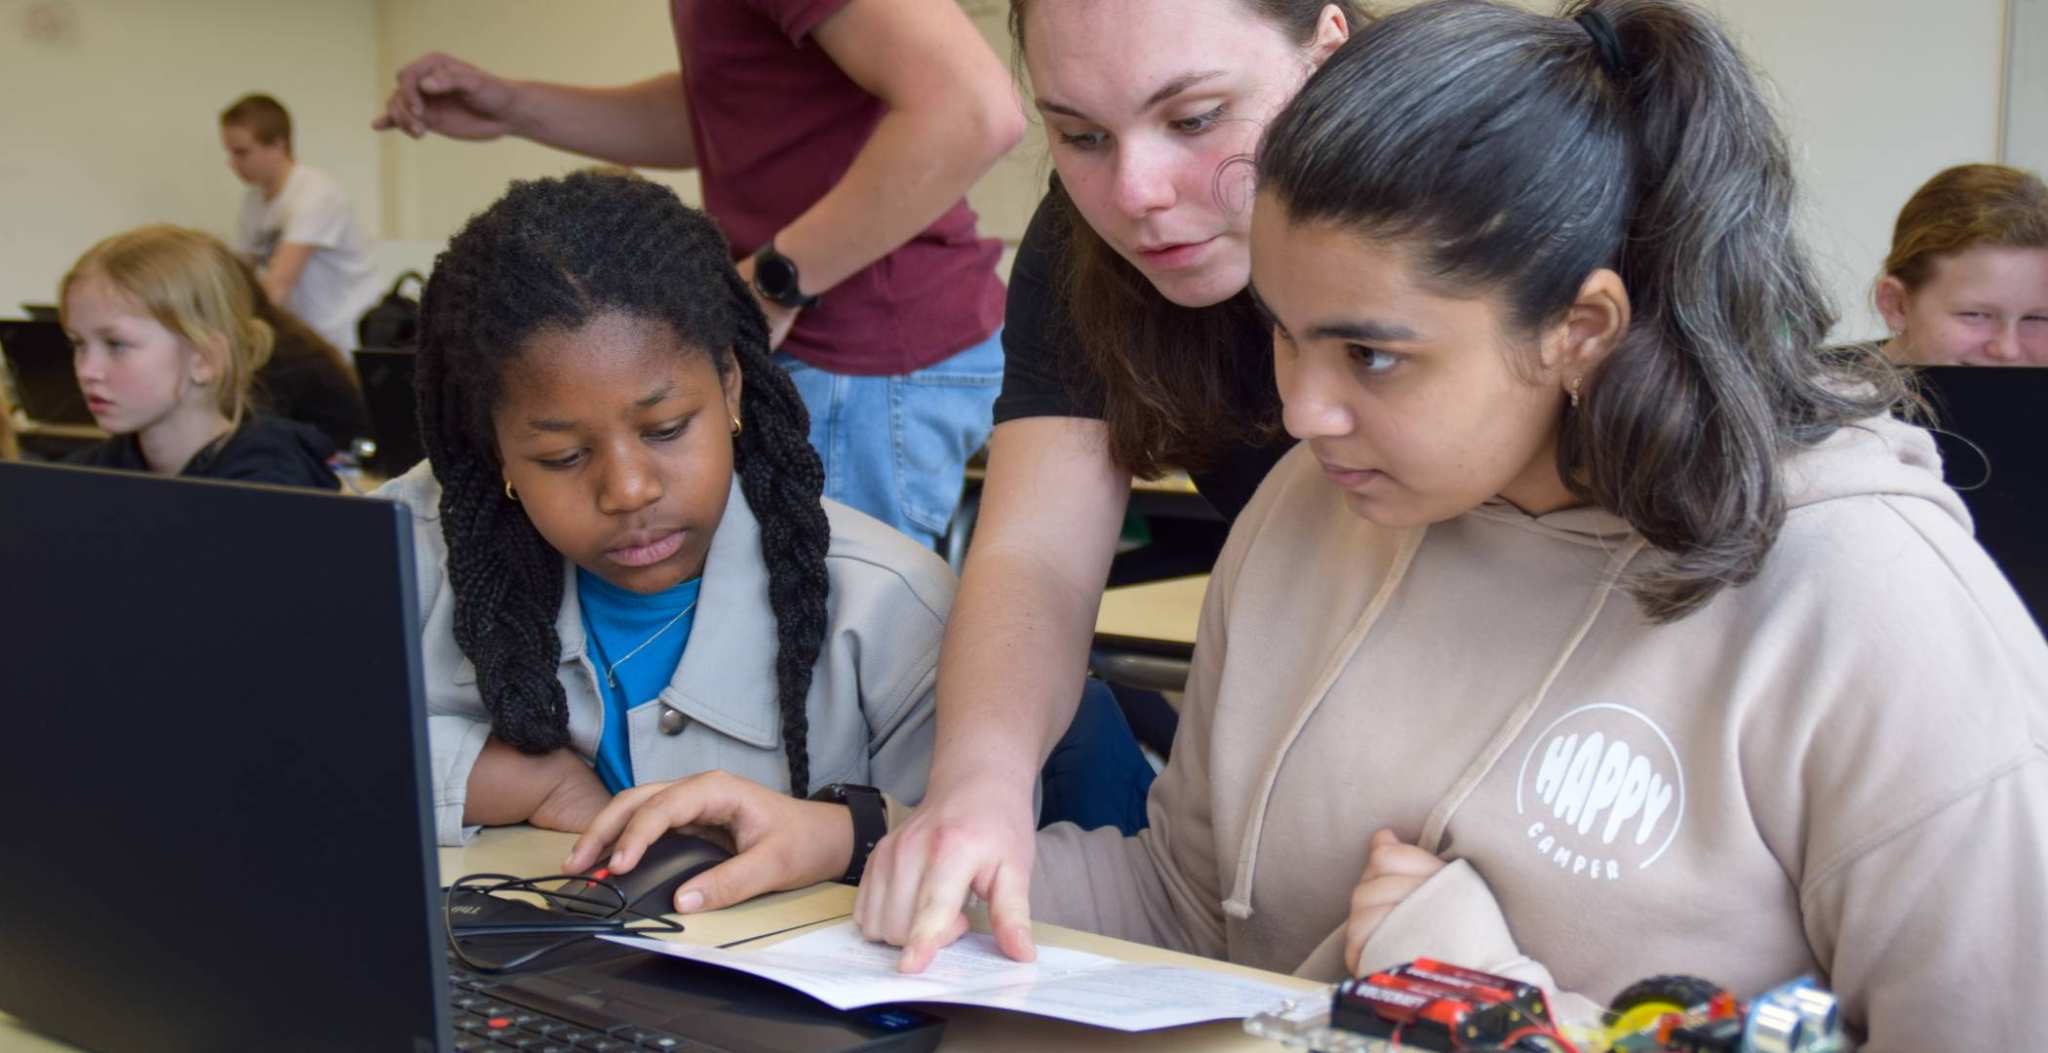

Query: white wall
2007 0 2048 175
1705 0 2007 338
0 0 381 312
1 0 2012 342
962 0 1052 245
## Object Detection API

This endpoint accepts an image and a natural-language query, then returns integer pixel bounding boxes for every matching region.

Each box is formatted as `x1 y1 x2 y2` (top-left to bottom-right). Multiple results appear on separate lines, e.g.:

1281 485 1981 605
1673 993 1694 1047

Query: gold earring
504 479 518 502
730 414 743 437
1567 375 1584 410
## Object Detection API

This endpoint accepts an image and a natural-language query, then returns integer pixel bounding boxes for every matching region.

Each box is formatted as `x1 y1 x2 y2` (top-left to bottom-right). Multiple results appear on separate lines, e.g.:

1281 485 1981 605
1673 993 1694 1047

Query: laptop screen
1916 365 2048 628
0 463 448 1053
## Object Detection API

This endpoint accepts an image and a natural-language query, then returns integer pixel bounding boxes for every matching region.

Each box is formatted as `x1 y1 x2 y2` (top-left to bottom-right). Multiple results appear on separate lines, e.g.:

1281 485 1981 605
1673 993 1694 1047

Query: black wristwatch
750 242 821 309
808 782 885 884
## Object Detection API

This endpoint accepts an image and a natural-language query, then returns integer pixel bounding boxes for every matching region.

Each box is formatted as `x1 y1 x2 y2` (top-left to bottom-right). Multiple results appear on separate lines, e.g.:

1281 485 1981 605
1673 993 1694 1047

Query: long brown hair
1883 164 2048 291
1009 0 1368 477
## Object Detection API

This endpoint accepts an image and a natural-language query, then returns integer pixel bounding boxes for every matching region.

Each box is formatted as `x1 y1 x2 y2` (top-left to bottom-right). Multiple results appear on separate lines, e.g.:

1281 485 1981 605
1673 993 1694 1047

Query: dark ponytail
416 171 827 795
1259 0 1903 620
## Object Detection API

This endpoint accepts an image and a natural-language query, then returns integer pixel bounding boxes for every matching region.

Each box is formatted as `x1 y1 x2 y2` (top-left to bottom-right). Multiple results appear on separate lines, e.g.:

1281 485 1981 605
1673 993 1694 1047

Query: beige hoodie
1031 415 2048 1049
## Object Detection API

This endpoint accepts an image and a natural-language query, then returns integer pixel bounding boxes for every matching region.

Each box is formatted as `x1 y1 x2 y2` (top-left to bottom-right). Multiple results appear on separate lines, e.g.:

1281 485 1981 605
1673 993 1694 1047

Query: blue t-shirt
576 568 701 794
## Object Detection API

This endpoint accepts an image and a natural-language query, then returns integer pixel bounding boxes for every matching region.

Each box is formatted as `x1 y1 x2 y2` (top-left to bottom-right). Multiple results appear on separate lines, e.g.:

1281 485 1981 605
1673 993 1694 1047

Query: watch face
757 253 800 299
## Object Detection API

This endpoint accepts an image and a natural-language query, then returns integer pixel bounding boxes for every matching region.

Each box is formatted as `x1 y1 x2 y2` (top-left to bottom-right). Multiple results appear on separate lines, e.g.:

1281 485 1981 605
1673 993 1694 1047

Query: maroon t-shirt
673 0 1006 376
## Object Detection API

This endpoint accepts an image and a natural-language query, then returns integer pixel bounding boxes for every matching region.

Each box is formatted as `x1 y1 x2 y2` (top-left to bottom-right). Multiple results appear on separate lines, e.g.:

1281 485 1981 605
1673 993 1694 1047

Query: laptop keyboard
447 966 696 1052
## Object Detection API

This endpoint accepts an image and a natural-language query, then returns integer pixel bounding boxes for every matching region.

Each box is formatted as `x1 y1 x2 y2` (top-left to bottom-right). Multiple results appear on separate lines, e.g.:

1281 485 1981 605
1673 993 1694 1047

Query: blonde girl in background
61 225 338 488
1876 164 2048 366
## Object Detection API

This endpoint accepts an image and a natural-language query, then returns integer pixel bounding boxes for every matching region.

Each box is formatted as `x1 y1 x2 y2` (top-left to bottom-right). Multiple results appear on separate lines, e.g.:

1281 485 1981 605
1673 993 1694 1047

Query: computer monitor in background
353 347 424 476
20 303 59 322
0 318 93 425
1916 365 2048 628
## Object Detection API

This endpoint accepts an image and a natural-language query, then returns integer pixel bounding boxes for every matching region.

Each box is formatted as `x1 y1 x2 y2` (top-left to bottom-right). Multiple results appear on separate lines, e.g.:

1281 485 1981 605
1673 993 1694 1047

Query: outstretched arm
854 417 1131 971
374 54 698 169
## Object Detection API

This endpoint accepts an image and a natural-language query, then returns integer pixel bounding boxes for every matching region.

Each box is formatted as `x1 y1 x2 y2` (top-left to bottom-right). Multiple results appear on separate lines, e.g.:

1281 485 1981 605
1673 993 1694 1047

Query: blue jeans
775 329 1003 550
1039 679 1157 835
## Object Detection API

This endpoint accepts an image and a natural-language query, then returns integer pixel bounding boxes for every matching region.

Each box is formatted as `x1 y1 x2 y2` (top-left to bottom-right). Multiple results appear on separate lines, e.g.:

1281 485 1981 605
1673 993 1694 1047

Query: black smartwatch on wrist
808 782 885 884
750 242 821 310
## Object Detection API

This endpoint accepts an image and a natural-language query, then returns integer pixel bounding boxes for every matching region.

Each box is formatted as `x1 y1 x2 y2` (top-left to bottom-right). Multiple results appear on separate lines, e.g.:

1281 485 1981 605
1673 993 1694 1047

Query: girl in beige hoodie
572 1 2048 1046
1013 0 2048 1046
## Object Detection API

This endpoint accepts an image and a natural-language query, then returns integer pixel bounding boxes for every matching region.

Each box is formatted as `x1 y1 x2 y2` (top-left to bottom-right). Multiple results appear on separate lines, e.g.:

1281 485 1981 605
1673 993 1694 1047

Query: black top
68 414 340 490
254 332 371 452
993 186 1294 523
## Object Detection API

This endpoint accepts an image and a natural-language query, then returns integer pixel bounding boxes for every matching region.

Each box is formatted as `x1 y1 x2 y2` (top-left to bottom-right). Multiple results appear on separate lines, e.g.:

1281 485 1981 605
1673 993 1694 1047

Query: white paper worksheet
607 921 1311 1032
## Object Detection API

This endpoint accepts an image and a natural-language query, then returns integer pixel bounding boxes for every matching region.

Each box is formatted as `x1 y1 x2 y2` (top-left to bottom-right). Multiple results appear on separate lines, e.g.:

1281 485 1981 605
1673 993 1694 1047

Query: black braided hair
415 171 829 796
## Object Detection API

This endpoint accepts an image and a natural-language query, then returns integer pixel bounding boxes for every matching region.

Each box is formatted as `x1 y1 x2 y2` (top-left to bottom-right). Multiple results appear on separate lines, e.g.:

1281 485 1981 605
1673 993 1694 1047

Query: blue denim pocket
889 331 1005 537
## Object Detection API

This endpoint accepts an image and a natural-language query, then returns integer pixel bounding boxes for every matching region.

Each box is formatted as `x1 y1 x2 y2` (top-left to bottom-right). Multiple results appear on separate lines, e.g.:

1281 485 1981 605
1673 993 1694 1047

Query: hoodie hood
1780 413 1967 522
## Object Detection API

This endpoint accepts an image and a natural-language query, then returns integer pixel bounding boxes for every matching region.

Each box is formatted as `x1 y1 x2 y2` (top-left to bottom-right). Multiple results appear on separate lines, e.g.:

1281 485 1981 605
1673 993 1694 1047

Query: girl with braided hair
382 172 949 903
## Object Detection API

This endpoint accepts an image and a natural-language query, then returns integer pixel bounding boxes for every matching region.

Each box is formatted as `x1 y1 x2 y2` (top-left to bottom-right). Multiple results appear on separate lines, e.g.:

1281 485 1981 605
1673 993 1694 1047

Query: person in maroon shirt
375 0 1024 548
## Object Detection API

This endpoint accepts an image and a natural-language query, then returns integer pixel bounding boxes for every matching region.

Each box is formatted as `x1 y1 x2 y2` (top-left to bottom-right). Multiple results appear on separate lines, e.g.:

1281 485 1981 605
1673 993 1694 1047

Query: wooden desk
3 825 1314 1052
335 465 389 496
13 420 104 442
960 462 1197 496
10 418 105 462
1090 574 1208 693
444 827 1314 1051
1131 470 1199 496
1094 574 1206 652
439 826 857 953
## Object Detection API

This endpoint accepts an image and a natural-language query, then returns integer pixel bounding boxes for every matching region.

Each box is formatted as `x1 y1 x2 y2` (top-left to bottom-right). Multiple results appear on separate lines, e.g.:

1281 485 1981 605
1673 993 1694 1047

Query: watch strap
809 782 885 884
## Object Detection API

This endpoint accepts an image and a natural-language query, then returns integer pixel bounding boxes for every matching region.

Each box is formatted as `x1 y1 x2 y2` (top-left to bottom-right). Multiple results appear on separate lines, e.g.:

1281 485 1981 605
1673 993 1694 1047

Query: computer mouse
556 832 732 917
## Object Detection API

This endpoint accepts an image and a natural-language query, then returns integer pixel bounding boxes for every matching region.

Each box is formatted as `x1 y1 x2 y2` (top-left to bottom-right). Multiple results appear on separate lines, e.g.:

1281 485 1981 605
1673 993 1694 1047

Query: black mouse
555 832 732 917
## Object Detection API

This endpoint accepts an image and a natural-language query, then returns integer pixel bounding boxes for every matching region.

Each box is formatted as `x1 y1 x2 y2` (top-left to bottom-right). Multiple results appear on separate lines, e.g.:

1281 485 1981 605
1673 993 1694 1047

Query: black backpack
356 271 425 351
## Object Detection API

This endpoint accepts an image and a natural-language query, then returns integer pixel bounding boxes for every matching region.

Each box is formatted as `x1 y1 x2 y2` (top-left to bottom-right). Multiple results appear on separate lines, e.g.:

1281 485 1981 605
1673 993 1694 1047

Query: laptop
0 318 93 425
0 463 943 1053
1915 365 2048 627
353 347 425 475
20 303 59 322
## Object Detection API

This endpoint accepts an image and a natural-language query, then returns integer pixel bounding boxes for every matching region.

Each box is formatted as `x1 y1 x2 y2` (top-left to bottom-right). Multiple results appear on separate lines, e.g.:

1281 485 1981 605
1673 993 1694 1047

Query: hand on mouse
1344 828 1447 977
563 771 853 914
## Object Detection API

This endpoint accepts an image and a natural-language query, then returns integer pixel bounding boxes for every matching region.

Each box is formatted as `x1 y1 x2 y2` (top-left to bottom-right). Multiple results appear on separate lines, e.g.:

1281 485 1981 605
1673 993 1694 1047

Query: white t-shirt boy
236 164 380 353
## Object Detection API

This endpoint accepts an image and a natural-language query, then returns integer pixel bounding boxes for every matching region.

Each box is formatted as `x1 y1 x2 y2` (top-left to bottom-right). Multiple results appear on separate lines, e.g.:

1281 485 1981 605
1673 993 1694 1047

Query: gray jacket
377 463 949 845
